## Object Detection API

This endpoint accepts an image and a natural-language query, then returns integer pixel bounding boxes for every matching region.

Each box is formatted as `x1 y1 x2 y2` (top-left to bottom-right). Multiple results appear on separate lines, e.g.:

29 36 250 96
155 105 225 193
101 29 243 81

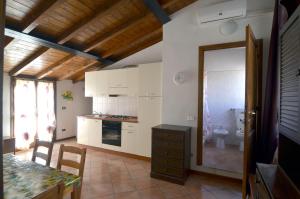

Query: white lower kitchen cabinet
138 97 162 157
87 119 102 147
77 117 88 145
122 122 139 155
77 117 102 147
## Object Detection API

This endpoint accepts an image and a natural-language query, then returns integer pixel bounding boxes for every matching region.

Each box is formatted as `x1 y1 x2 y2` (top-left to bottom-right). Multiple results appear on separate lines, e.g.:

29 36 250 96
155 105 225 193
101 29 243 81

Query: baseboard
54 136 76 142
189 169 242 184
77 143 151 162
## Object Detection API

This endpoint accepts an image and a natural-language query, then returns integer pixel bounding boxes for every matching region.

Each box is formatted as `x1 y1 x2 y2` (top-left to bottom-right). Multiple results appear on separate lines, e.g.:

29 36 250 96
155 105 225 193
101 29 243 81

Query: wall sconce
173 72 186 85
219 20 238 35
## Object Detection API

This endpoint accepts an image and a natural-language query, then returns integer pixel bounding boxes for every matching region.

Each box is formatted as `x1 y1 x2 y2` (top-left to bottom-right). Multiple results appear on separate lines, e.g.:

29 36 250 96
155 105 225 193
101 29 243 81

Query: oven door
102 120 122 146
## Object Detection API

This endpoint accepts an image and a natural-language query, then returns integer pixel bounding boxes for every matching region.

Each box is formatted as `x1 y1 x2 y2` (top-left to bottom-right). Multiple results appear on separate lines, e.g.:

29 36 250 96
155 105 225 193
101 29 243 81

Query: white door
138 96 162 157
139 63 162 97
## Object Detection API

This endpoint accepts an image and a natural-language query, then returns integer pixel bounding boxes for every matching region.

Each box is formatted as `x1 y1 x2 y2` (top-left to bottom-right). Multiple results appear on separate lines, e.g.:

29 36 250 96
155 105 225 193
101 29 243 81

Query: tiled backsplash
93 96 137 116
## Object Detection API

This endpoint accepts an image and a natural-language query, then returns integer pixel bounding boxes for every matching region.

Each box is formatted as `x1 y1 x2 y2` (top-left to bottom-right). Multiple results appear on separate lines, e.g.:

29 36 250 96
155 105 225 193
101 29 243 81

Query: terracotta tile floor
204 142 243 173
16 139 242 199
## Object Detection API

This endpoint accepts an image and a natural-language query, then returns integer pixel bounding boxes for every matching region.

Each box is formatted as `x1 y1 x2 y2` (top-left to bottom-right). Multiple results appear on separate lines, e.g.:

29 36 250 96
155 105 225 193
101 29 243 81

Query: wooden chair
33 181 64 199
32 139 54 166
57 144 86 199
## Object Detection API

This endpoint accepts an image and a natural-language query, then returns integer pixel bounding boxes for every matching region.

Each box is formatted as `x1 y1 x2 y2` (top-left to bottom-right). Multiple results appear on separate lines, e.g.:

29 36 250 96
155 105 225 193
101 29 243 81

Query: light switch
186 115 195 121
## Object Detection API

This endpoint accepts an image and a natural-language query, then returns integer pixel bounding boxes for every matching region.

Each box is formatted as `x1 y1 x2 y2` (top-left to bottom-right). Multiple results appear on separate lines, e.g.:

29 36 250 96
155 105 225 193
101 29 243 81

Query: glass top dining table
3 153 81 199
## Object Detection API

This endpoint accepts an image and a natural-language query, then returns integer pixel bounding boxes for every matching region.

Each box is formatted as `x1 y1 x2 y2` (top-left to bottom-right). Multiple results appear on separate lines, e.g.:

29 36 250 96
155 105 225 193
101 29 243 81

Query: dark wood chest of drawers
151 124 191 185
3 136 15 154
252 163 300 199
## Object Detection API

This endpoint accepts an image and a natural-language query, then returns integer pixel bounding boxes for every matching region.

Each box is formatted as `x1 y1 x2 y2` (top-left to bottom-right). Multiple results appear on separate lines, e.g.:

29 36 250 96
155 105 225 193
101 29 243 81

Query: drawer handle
127 131 135 134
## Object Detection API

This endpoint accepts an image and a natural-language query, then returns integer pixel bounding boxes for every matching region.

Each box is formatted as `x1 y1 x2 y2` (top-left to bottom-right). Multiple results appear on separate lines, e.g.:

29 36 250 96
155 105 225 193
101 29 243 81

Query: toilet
213 128 229 149
235 109 245 151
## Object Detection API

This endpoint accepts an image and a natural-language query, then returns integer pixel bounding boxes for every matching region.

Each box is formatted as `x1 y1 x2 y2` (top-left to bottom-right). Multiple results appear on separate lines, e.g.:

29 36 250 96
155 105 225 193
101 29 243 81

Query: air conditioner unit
197 0 247 24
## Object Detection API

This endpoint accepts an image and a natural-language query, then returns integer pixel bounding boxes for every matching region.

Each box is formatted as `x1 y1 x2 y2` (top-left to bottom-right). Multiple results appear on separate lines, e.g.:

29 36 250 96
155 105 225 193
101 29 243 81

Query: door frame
197 40 263 166
197 41 246 165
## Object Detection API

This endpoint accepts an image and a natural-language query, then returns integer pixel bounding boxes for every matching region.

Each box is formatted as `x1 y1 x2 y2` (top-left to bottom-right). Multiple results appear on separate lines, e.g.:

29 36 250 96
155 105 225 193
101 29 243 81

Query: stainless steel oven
102 120 121 146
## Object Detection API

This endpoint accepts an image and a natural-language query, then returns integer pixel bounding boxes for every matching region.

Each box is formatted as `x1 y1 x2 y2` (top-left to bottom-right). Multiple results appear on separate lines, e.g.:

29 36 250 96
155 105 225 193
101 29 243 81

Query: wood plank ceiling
4 0 196 81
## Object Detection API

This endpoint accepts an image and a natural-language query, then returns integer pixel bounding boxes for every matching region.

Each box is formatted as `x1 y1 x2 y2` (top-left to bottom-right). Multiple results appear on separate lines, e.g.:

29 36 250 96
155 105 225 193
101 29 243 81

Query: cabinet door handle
127 131 135 134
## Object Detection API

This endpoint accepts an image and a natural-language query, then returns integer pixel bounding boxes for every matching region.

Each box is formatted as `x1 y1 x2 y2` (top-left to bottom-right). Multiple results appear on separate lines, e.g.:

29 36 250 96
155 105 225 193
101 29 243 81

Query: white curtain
203 71 213 142
37 82 56 141
14 80 56 149
14 80 36 149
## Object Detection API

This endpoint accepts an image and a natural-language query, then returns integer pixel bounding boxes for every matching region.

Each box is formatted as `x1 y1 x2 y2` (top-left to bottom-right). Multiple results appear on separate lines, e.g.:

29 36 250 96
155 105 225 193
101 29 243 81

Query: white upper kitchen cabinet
85 71 108 97
107 69 127 88
138 63 162 97
126 67 139 96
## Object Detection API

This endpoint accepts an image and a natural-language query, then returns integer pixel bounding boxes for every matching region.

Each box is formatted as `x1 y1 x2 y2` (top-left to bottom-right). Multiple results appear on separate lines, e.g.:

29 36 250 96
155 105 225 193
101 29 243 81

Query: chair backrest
57 144 86 178
32 139 54 166
33 181 64 199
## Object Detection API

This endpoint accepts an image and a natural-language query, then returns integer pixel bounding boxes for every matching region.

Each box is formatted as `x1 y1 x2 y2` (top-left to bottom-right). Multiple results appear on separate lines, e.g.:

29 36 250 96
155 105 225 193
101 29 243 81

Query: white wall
207 70 245 145
56 80 92 140
162 0 273 175
3 73 10 137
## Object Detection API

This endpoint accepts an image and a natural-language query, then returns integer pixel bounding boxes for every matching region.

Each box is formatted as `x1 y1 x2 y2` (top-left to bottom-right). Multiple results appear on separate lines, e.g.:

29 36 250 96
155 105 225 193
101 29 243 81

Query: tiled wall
93 96 138 116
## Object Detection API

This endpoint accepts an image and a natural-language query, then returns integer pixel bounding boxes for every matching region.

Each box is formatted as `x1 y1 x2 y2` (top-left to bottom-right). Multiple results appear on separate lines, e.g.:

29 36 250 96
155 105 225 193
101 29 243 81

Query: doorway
197 26 263 199
202 46 246 174
13 78 56 150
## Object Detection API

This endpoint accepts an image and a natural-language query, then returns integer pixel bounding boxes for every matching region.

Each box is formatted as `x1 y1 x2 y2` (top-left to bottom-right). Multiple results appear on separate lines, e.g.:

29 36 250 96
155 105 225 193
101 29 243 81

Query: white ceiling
106 0 274 69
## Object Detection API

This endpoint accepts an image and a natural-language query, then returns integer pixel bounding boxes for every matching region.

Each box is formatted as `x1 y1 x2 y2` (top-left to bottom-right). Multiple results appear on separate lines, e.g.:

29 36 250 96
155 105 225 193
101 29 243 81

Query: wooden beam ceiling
58 61 101 80
63 0 177 81
4 0 196 80
102 28 162 58
5 0 65 75
76 28 162 82
5 28 114 64
57 0 122 44
6 0 121 78
83 0 176 52
9 47 49 76
143 0 171 24
36 54 75 79
21 0 64 33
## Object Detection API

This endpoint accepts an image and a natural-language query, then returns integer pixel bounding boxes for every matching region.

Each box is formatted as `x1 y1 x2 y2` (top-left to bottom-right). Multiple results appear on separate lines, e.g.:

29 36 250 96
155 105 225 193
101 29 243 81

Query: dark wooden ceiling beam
36 54 75 79
8 47 49 76
57 0 123 44
5 27 114 65
143 0 171 24
4 36 13 47
21 0 64 33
